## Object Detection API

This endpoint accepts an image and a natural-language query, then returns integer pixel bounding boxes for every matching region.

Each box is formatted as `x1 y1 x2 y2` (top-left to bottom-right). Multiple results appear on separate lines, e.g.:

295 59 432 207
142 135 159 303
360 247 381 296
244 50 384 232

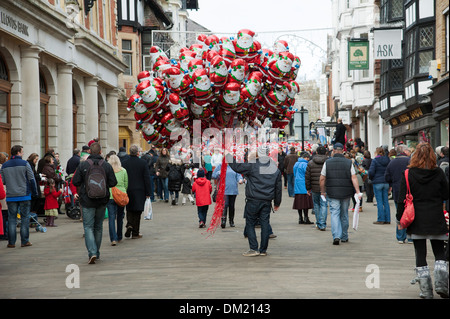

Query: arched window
40 70 50 156
0 54 11 154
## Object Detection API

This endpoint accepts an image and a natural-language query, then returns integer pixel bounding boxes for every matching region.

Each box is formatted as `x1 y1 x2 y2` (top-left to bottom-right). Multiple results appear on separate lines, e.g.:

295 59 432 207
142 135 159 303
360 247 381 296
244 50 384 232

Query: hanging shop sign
348 39 369 70
373 28 403 59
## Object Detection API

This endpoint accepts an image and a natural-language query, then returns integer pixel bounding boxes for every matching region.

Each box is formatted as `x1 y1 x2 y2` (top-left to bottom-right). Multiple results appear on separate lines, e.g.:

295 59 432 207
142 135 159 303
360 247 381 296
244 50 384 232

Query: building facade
0 0 126 165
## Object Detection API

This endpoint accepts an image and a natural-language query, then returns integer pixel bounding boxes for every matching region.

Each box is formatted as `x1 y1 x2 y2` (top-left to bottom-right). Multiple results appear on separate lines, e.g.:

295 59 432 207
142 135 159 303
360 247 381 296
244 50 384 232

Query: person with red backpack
72 143 117 264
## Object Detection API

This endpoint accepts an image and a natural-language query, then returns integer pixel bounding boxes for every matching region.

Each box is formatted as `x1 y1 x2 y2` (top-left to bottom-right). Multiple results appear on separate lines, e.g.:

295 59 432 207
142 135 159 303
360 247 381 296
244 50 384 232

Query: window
446 10 449 72
142 30 152 72
122 39 132 76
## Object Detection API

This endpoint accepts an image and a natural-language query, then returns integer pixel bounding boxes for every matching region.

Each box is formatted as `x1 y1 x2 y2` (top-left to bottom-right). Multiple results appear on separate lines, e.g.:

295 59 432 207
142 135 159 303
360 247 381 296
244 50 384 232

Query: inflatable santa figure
163 67 193 97
138 121 161 144
149 46 168 66
168 93 190 123
241 71 263 107
209 55 228 93
219 37 236 67
266 51 295 86
137 70 152 83
179 50 197 74
191 68 213 102
218 82 244 113
233 29 261 64
136 79 168 112
227 58 248 84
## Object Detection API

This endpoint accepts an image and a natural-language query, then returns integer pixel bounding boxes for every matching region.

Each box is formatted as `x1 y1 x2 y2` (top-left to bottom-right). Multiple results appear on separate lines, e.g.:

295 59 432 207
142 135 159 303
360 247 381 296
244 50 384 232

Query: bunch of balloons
127 29 301 148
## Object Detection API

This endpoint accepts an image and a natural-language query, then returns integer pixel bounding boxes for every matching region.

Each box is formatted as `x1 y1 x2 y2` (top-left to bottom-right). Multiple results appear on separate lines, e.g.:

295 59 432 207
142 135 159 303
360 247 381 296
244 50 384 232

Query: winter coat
293 158 309 194
72 154 117 208
42 163 62 185
155 155 170 179
228 154 282 207
368 155 390 184
277 151 286 172
0 155 38 201
211 164 243 195
384 155 410 202
44 187 61 210
305 154 327 193
283 152 299 175
122 155 151 211
396 167 449 236
334 123 346 145
192 177 212 206
167 162 183 192
0 174 5 210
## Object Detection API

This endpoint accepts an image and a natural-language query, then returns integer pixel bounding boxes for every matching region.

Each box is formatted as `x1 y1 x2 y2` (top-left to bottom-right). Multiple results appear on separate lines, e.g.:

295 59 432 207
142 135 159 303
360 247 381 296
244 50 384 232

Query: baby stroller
64 177 82 220
17 212 47 232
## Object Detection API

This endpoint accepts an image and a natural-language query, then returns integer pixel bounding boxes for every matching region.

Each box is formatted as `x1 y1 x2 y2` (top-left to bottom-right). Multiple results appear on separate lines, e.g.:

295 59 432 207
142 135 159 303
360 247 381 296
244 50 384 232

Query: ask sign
373 29 402 59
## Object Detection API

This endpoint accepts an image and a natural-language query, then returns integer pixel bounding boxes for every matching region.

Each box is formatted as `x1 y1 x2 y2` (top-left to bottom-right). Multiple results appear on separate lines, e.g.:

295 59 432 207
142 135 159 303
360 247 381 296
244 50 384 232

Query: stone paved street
0 186 443 302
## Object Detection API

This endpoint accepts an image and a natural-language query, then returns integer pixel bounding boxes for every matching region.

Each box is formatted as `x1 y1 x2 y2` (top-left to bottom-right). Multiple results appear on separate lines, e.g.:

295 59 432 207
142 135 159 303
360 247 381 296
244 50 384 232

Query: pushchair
16 212 47 232
64 177 81 220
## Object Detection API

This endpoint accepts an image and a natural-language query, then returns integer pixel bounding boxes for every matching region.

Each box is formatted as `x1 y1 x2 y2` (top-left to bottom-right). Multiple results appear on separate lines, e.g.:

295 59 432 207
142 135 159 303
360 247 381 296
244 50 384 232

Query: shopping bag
352 193 361 230
399 169 415 229
144 198 152 220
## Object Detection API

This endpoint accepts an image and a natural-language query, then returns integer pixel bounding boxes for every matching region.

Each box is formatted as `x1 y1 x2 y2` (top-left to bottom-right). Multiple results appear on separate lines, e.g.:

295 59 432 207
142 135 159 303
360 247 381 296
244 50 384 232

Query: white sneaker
242 250 260 257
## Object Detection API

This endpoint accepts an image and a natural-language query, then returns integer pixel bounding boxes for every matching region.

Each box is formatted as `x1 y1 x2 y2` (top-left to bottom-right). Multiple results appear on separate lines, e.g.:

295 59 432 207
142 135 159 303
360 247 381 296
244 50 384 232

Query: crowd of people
0 137 448 298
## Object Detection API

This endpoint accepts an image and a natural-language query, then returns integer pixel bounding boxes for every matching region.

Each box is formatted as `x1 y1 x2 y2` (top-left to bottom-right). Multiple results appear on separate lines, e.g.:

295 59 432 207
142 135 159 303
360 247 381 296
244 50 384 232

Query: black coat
167 163 183 192
72 154 117 208
396 167 448 236
334 123 346 145
122 155 151 211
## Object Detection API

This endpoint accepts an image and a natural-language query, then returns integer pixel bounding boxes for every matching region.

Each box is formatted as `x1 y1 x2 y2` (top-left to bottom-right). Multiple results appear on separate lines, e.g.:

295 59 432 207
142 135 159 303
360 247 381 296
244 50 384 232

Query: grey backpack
85 159 107 199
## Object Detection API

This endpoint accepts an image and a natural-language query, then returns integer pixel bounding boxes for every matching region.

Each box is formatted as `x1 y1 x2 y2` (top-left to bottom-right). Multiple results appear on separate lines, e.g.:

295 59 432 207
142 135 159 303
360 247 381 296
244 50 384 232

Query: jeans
7 200 31 246
244 199 272 253
149 175 155 201
328 197 350 241
373 183 391 223
394 202 411 242
159 177 169 200
82 205 107 259
287 173 295 197
311 191 328 230
197 205 208 223
106 199 125 242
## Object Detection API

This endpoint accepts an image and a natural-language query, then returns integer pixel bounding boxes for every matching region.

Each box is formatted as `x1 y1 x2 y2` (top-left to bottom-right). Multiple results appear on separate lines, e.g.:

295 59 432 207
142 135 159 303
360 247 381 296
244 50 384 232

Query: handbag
111 187 129 207
400 169 415 228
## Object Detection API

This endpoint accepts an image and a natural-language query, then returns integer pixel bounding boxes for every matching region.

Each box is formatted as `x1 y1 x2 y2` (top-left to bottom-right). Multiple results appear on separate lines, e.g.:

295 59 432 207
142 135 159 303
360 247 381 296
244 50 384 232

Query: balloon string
205 155 227 236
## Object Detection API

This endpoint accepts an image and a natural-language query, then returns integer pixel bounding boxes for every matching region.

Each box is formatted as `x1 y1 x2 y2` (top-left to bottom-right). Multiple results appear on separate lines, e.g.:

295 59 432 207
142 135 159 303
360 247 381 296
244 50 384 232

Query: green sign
348 40 369 70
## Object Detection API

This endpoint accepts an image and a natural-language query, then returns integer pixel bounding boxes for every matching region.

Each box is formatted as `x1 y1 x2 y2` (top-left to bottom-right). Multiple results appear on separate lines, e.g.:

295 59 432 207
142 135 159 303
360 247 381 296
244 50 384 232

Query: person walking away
0 173 5 237
305 145 328 230
140 148 157 202
0 145 38 248
368 147 391 224
72 142 117 264
181 163 195 205
277 147 287 188
106 154 128 246
284 147 298 198
122 145 151 239
362 151 374 202
227 146 282 256
155 148 170 202
334 118 346 146
212 163 244 228
384 144 412 244
167 157 184 206
27 153 42 216
319 143 362 245
66 149 81 177
349 150 364 212
293 151 314 224
192 169 212 228
396 143 449 299
43 178 61 227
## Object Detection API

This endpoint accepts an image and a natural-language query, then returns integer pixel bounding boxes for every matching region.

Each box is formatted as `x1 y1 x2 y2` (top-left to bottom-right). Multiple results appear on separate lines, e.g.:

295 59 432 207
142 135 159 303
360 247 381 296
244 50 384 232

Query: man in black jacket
72 143 117 264
334 118 346 146
227 146 282 257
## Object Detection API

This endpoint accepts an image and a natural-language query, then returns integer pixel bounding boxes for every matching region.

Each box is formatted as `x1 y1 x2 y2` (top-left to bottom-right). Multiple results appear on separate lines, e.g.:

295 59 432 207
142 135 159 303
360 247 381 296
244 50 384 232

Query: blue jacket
212 164 242 195
368 155 390 184
293 158 309 194
0 156 38 201
384 155 410 202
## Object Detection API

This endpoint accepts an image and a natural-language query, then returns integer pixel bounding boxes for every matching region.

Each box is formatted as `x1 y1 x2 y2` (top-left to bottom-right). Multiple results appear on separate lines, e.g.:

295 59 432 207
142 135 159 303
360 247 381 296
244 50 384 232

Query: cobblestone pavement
0 185 444 303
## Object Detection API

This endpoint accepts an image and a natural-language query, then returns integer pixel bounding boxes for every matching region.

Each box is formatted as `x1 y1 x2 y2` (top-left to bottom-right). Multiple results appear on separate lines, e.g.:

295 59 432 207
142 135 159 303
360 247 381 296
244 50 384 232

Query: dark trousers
244 199 272 253
126 210 142 236
364 179 374 202
197 205 208 223
223 195 237 221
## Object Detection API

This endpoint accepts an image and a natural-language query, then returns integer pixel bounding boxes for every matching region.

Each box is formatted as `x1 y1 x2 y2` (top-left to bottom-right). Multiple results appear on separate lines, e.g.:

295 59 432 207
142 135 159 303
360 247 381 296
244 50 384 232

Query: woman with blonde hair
106 154 128 245
397 143 448 299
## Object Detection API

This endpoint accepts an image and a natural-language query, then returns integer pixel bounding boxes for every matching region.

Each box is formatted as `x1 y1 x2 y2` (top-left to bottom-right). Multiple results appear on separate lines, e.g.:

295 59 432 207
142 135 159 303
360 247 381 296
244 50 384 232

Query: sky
187 0 333 81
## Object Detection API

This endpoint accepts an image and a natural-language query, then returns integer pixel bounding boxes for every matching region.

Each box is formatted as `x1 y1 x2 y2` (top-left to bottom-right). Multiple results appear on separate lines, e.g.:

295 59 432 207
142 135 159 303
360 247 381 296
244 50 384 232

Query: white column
57 63 74 165
106 89 119 152
84 77 99 143
20 45 41 155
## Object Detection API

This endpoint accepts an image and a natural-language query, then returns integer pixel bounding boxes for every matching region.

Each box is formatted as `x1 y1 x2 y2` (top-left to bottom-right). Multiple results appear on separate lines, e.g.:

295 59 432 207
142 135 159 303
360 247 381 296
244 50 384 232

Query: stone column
84 77 99 143
106 88 119 152
57 63 74 165
20 45 41 155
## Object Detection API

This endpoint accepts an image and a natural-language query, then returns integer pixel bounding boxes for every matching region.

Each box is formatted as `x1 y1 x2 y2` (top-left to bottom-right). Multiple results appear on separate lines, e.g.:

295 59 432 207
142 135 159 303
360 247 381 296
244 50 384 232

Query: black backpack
85 159 107 199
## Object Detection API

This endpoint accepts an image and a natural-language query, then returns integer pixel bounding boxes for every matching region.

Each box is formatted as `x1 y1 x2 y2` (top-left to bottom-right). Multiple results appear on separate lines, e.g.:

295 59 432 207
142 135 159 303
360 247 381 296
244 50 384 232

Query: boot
434 260 449 298
298 211 304 224
411 266 433 299
221 217 226 228
50 216 57 227
229 218 235 227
